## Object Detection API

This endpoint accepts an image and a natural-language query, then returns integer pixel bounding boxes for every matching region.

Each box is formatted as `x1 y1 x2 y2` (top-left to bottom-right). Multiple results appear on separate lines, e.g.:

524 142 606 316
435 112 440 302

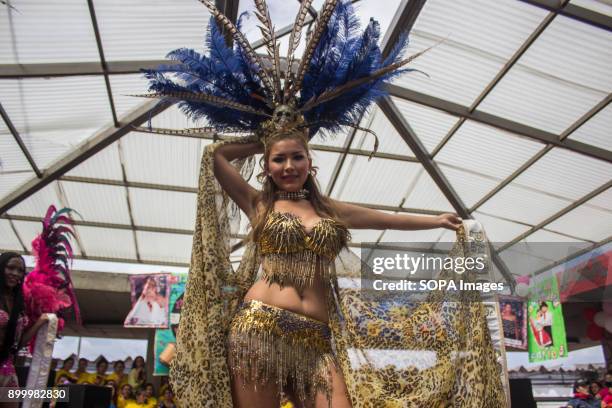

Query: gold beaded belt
227 300 337 403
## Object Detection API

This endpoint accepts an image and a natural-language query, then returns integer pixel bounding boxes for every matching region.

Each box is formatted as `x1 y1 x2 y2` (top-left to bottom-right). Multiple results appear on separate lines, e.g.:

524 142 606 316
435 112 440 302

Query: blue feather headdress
135 0 430 156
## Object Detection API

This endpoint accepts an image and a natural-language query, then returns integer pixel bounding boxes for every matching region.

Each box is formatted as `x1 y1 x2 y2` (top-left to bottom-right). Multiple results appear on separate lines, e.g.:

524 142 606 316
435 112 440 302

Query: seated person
124 388 156 408
566 379 602 408
54 357 77 385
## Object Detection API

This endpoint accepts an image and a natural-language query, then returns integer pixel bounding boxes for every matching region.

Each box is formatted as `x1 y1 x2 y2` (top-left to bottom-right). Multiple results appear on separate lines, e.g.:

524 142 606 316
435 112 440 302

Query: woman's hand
436 213 462 231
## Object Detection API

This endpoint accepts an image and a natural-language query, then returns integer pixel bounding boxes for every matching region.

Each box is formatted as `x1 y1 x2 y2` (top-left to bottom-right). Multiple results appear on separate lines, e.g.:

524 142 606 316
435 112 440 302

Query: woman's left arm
334 200 462 231
19 314 50 347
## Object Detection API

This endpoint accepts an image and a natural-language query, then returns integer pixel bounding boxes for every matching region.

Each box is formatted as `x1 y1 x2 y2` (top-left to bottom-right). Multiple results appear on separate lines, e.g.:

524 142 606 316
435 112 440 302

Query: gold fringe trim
261 251 329 292
227 300 336 404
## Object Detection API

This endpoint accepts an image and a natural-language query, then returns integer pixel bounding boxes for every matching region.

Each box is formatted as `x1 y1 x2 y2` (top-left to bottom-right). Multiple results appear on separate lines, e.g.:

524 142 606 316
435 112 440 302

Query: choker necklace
275 189 309 201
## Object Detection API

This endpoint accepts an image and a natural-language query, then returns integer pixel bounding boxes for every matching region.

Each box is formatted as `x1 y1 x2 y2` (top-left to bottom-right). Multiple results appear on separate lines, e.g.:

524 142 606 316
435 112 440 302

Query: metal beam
497 180 612 252
0 102 42 177
3 214 193 236
1 239 446 270
387 84 612 163
560 93 612 141
432 4 561 157
87 0 119 127
117 140 141 262
3 198 442 236
0 100 171 215
381 0 427 57
377 96 516 288
0 0 365 79
58 176 440 216
0 56 290 79
528 235 612 278
325 0 427 197
519 0 612 31
1 247 191 268
378 98 469 217
469 146 552 212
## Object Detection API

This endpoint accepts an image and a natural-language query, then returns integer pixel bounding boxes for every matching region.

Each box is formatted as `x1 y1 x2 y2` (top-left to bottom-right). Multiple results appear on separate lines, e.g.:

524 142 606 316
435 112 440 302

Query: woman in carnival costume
138 0 509 406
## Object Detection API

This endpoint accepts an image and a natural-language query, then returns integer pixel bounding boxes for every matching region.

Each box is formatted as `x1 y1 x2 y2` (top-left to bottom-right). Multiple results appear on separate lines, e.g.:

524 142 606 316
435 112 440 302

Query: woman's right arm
213 141 264 219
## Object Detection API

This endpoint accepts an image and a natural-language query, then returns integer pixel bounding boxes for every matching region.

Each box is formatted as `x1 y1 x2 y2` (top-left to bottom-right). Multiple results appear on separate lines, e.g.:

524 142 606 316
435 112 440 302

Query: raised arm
213 141 264 219
333 200 462 231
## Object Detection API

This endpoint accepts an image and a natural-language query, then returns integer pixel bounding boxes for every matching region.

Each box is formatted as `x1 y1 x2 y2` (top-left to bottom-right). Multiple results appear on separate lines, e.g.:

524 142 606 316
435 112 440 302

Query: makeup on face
267 140 311 192
4 257 25 287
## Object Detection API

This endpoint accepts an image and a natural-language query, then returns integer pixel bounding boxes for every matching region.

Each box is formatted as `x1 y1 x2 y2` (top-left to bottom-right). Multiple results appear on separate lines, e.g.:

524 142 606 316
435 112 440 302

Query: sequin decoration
227 300 337 405
258 211 350 292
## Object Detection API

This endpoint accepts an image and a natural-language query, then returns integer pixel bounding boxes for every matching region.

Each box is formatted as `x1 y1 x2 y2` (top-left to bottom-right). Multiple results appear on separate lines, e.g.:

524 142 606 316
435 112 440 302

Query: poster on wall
124 274 170 328
499 296 527 350
527 275 568 362
154 274 186 376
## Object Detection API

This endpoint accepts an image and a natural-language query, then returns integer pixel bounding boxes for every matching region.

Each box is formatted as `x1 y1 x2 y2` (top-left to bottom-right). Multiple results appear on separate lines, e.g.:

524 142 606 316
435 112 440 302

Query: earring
309 168 317 177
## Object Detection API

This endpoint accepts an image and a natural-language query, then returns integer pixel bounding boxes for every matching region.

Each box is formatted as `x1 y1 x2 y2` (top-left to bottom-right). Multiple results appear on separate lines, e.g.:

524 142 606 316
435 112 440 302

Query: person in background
54 356 76 385
107 360 128 387
144 383 157 407
603 375 612 408
566 379 601 408
280 392 294 408
118 383 134 408
75 358 90 384
105 380 118 408
0 252 51 394
92 358 109 385
49 371 73 408
55 373 70 385
157 376 169 399
601 370 612 399
589 381 602 400
128 356 146 389
157 387 176 408
124 388 155 408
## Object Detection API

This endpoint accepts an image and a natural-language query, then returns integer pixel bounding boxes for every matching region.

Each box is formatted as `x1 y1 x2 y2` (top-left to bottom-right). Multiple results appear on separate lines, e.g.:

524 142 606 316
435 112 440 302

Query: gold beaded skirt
227 300 337 404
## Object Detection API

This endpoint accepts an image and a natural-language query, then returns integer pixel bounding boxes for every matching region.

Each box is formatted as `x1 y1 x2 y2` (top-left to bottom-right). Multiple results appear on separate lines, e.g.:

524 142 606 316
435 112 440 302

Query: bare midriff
243 259 330 323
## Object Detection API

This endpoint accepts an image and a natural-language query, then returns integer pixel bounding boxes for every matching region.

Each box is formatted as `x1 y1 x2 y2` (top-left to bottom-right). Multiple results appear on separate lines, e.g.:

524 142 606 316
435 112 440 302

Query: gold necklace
275 189 309 201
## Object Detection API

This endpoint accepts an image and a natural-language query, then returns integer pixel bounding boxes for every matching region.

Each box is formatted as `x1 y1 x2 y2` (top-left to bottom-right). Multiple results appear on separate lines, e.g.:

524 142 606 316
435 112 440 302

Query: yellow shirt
128 368 145 389
54 369 77 385
76 372 94 384
106 372 128 387
117 395 133 408
281 402 295 408
124 402 148 408
76 372 106 385
124 400 156 408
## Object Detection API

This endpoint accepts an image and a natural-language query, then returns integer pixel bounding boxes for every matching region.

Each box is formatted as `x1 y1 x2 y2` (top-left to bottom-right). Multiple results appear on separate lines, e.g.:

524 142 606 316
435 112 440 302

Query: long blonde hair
249 133 342 243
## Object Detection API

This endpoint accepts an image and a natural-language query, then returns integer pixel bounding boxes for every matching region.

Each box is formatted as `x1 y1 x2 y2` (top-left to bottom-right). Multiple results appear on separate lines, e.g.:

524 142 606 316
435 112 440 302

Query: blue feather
143 15 270 129
141 0 424 135
297 0 424 136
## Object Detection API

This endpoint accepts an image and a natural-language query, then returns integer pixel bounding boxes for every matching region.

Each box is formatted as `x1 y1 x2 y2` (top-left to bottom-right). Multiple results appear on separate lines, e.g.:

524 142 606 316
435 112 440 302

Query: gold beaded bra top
258 210 350 292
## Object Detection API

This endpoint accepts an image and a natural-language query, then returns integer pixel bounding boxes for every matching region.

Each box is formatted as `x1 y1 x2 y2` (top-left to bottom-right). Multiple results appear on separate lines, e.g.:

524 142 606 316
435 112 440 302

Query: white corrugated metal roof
0 0 609 281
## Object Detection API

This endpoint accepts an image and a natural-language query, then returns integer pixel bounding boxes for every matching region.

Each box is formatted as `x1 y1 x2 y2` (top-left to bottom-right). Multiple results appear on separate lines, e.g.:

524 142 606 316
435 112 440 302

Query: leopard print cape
169 136 509 407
